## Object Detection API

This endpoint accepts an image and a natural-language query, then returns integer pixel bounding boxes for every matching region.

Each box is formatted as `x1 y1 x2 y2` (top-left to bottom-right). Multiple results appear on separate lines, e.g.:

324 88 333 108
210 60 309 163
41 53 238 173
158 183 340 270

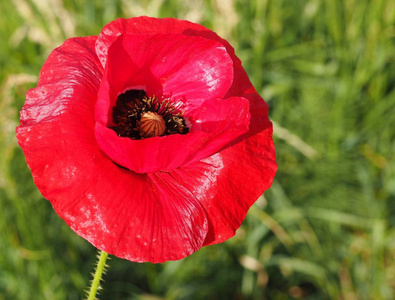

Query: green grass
0 0 394 299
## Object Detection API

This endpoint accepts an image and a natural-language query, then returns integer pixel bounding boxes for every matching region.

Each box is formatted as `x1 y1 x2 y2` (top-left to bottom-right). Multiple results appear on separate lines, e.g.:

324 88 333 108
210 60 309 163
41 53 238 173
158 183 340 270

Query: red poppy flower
16 17 277 263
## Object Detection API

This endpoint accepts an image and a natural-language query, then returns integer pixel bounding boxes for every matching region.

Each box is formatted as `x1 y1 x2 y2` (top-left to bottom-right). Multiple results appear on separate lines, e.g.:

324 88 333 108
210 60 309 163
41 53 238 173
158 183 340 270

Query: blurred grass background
0 0 394 299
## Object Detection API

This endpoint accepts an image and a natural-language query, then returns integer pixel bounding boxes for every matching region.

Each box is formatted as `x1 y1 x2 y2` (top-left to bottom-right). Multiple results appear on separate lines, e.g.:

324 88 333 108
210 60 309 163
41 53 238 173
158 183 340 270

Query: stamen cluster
111 89 189 139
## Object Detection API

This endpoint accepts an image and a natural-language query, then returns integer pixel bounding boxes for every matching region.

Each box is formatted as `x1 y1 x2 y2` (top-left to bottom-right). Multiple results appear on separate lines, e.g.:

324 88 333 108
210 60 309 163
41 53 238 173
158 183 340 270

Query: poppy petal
20 36 103 127
152 123 276 247
200 126 277 245
96 17 213 68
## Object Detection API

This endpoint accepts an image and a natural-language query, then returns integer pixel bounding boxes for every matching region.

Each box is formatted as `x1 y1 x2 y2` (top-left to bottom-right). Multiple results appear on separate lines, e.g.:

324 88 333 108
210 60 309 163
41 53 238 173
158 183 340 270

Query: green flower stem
87 250 109 300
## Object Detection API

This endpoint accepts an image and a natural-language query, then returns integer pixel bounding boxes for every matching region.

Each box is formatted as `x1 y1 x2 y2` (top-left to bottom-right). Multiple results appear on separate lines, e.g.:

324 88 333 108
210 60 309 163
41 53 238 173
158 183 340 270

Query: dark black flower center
111 89 189 139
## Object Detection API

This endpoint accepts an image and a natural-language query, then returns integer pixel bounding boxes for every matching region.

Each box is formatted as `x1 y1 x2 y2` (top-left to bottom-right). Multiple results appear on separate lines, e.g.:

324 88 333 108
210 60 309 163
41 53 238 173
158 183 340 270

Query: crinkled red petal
16 36 209 262
96 17 219 68
150 125 277 247
200 126 277 245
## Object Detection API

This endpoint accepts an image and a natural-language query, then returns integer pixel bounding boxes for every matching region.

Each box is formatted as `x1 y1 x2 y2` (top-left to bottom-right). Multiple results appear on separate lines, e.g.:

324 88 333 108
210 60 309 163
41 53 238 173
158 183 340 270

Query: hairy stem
87 250 109 300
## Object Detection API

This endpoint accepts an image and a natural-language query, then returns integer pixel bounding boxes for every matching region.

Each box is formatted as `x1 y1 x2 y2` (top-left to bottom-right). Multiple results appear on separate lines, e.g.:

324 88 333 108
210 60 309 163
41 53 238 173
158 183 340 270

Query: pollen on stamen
111 89 189 140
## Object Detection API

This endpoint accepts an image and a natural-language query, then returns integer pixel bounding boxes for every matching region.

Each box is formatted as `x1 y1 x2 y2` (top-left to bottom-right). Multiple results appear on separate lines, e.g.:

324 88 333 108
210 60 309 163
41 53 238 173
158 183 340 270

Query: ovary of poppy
16 17 277 263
